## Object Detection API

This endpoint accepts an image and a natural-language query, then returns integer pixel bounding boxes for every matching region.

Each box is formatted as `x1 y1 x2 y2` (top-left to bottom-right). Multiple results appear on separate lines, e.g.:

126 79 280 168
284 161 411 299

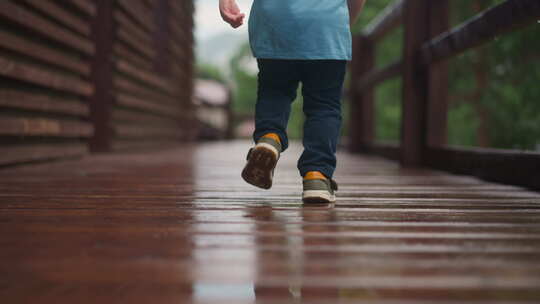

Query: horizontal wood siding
0 0 195 165
108 0 195 151
0 0 95 166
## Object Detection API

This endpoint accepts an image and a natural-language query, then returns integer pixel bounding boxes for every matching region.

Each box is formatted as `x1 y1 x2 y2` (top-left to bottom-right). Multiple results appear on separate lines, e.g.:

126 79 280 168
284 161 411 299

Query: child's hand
219 0 245 28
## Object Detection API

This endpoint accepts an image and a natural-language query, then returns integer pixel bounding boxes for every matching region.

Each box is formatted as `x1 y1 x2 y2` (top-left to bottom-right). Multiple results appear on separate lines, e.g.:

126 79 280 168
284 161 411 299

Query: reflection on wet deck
1 140 540 303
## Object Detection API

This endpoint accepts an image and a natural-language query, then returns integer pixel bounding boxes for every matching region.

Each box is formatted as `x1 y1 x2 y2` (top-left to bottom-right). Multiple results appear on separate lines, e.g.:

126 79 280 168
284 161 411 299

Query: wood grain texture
0 89 89 116
0 117 93 137
114 75 179 105
113 43 155 71
68 0 97 17
0 0 195 166
0 1 94 55
116 59 175 95
23 0 91 36
0 29 90 76
117 0 156 33
0 141 539 303
0 144 87 166
0 55 93 96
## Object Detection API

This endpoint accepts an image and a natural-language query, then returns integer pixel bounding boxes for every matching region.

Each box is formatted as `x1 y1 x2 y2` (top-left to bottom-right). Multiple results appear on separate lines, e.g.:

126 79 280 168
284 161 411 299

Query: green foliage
447 102 478 147
229 43 258 116
375 78 401 141
196 63 226 83
448 0 540 150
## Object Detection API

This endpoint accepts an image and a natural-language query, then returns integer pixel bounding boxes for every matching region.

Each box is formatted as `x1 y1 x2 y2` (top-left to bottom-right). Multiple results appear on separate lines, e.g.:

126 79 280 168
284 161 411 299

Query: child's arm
219 0 245 28
348 0 367 27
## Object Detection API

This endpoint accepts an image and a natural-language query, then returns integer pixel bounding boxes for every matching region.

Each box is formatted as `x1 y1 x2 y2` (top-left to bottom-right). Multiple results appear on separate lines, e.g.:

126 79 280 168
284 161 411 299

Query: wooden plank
114 10 153 46
1 142 540 302
349 36 375 153
426 146 540 191
169 0 186 17
0 89 88 117
68 0 96 17
23 0 91 36
0 55 93 96
115 59 175 95
142 0 157 9
357 60 402 90
114 75 179 105
171 61 189 82
0 143 87 166
0 117 93 137
117 26 156 59
363 0 404 41
112 108 180 125
116 0 156 34
0 29 90 76
111 139 179 151
400 0 431 167
168 13 189 47
0 1 94 56
113 43 154 72
115 92 180 119
153 0 171 76
114 123 181 139
169 39 186 61
89 0 115 152
420 0 540 65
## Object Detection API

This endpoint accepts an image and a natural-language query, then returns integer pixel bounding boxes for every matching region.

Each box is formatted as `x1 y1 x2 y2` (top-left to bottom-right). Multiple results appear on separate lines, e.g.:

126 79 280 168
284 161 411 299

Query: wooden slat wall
0 0 196 165
110 0 195 151
0 0 94 166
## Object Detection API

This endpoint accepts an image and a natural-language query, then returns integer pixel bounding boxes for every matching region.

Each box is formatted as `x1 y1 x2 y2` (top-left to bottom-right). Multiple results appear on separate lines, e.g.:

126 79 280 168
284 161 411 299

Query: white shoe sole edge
302 190 336 203
255 142 279 158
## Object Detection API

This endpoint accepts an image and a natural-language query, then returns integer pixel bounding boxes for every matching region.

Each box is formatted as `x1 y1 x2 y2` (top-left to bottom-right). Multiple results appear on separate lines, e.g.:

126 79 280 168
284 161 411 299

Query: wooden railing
0 0 195 166
348 0 540 190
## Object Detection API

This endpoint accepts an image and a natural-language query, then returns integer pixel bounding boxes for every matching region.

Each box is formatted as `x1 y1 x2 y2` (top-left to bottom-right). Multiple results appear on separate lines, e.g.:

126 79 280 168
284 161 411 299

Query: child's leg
253 59 300 151
297 60 347 178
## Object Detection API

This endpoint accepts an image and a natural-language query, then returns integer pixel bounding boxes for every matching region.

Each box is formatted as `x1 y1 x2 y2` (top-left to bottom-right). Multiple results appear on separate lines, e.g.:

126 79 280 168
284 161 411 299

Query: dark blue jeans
253 59 347 179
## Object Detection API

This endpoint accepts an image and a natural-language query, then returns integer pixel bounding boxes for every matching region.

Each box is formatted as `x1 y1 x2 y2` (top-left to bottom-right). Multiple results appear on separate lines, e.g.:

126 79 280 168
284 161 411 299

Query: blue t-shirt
248 0 352 60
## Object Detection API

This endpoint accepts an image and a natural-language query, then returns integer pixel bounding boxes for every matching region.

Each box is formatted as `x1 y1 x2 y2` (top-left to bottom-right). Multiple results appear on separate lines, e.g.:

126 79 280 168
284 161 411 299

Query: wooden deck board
1 140 539 303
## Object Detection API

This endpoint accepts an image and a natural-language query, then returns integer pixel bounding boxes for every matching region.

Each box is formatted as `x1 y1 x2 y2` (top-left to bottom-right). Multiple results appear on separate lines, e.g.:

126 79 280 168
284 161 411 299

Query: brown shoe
241 137 281 189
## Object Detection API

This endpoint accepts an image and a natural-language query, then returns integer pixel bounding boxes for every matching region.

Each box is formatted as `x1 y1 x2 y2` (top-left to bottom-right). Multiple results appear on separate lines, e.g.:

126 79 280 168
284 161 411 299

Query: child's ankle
304 171 327 180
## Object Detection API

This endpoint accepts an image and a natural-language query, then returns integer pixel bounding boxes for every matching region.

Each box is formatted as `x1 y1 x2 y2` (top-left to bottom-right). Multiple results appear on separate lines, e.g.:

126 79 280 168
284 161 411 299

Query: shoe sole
241 145 278 189
302 190 336 204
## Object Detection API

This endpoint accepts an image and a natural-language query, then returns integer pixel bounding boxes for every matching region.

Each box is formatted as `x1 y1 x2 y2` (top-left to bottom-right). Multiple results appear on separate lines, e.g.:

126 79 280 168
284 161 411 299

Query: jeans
253 59 347 179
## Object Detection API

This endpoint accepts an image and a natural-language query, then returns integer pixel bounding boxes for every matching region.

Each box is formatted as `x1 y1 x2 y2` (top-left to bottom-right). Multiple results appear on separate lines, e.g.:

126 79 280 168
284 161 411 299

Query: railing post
349 35 374 153
89 0 115 152
401 0 439 165
401 0 450 165
426 0 449 148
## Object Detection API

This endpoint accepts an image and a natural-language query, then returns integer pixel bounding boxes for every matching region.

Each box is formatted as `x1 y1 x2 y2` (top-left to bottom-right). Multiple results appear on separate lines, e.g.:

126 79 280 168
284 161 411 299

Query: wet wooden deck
1 140 540 303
